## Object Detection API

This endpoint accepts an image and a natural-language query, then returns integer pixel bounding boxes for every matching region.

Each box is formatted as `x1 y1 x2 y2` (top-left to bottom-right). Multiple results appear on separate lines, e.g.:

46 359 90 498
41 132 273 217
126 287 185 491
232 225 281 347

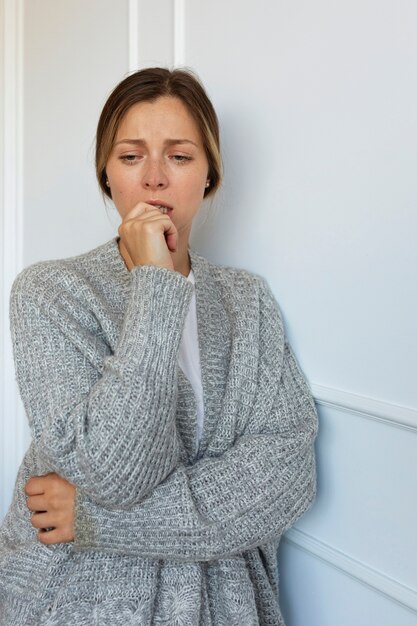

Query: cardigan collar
99 236 231 461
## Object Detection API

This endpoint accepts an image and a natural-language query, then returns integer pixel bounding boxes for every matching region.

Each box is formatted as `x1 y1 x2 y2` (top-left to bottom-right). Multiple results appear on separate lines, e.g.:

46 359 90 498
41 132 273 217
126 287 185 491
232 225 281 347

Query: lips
147 200 173 213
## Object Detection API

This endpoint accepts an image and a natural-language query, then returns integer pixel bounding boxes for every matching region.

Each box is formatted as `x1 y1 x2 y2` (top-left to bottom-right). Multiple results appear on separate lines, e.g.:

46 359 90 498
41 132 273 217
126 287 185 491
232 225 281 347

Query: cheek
108 182 132 216
110 172 139 200
181 182 206 205
179 169 208 197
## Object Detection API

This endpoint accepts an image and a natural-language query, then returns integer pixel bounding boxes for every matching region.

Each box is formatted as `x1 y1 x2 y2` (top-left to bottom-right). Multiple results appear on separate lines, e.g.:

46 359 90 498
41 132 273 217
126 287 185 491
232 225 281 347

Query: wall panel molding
283 527 417 614
1 0 25 521
311 383 417 432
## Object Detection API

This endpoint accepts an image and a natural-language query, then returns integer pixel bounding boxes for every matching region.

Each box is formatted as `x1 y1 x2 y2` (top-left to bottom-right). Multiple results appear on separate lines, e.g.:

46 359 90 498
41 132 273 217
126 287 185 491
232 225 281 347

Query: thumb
165 230 177 252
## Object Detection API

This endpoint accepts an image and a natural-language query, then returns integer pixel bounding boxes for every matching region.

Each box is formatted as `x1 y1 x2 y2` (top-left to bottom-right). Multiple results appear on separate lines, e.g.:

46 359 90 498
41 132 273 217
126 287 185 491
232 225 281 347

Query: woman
0 67 318 625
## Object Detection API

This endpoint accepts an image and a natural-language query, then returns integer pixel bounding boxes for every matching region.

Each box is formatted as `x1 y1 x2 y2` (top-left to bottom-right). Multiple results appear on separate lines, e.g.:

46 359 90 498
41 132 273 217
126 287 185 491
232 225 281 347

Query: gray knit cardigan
0 236 318 625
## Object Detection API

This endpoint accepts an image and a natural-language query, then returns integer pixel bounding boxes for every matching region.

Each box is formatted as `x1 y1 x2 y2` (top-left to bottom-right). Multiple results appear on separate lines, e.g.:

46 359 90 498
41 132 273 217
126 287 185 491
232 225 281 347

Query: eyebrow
114 138 199 147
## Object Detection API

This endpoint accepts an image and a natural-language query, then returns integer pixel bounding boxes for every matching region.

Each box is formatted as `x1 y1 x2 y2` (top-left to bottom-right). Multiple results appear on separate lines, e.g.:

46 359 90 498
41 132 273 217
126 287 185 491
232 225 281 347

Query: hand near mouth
118 201 177 272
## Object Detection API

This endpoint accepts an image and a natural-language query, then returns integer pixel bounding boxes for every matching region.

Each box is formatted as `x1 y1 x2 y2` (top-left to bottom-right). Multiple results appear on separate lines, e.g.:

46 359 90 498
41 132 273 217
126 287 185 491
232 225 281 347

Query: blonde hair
96 67 222 199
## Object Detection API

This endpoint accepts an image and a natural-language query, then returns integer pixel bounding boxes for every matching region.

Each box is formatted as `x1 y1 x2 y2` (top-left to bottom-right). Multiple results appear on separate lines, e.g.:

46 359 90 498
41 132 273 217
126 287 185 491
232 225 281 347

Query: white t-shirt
178 268 204 452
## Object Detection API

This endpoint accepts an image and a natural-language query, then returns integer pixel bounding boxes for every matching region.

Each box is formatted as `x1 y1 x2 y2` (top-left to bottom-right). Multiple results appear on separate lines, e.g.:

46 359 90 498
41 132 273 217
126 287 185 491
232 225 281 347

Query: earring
205 180 210 188
106 179 110 187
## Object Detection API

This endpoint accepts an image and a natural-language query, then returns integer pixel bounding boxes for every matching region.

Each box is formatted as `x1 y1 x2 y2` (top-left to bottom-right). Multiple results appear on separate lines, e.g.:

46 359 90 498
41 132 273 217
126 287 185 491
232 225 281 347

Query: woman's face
105 96 209 243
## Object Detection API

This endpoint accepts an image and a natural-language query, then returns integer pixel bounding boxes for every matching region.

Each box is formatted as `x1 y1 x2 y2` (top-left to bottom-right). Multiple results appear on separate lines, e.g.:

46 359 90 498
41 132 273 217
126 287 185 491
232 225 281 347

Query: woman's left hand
25 472 76 545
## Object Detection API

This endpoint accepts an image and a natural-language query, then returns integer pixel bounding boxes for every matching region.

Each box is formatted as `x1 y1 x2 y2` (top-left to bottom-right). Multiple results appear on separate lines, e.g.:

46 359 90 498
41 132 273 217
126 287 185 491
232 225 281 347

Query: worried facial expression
105 96 210 242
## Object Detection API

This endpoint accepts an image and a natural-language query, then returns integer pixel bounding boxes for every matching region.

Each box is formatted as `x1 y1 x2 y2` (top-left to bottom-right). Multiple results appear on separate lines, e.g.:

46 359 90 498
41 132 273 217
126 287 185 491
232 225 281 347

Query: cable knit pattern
0 236 318 625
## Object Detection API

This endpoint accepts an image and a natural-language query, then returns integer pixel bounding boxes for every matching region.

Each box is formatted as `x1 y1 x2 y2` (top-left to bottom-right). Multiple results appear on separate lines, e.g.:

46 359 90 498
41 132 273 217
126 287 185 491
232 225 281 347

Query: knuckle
51 480 60 495
32 513 44 528
49 495 59 510
55 511 65 525
31 514 44 529
43 473 53 486
55 530 65 544
47 478 59 496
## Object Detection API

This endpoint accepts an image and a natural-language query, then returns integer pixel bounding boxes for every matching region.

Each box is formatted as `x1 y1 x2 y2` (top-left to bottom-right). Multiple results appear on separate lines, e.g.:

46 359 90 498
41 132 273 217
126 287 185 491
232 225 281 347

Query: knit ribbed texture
0 237 318 625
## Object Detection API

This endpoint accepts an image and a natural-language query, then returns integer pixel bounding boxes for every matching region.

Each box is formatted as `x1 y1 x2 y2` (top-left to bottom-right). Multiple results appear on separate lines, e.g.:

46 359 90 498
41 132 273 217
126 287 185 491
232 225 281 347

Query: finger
122 208 169 227
161 215 177 250
139 215 178 250
121 213 177 245
166 230 177 252
118 209 168 239
30 506 71 530
123 201 162 221
38 526 74 545
26 494 48 512
30 511 55 530
144 214 177 251
24 476 48 496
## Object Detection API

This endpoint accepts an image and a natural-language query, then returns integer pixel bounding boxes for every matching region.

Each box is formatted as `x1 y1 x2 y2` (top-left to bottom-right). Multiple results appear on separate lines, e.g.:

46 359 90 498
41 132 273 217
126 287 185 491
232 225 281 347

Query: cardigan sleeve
73 279 319 561
9 262 194 508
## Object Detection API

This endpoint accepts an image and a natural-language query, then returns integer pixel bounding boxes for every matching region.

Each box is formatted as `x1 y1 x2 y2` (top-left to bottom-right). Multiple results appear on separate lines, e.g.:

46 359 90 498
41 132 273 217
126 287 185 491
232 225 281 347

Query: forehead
116 96 202 141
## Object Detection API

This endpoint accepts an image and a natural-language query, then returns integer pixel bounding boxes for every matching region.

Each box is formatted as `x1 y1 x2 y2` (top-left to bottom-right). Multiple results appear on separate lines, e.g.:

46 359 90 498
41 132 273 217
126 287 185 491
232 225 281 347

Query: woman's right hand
25 473 76 545
118 203 178 272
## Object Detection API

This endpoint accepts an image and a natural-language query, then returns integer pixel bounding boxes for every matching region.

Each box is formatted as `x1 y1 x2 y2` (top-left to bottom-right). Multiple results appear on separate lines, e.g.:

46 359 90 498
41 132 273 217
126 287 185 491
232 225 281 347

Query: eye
119 154 140 164
171 155 193 164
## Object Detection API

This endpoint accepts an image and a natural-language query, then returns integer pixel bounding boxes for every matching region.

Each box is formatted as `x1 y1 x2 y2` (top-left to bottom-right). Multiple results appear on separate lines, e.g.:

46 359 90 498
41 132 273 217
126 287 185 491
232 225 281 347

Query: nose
141 158 169 190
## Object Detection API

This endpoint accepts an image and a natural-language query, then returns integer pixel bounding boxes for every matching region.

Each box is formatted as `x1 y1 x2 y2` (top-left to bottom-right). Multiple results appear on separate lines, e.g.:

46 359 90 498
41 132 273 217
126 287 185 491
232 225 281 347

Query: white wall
23 0 128 263
1 0 128 531
1 1 416 624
